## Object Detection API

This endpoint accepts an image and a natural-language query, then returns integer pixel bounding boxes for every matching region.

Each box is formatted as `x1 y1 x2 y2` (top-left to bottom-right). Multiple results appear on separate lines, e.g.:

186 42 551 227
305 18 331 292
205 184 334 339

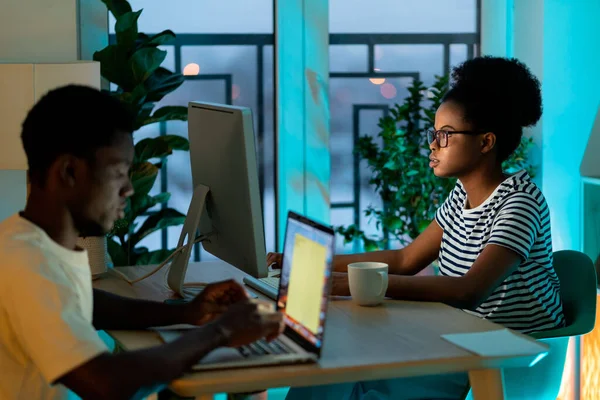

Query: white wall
0 0 107 220
0 0 78 62
0 0 107 62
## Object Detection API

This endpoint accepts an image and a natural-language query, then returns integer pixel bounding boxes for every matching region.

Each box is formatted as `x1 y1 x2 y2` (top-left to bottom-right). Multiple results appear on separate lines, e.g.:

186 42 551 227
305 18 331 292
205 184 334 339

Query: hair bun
451 56 542 128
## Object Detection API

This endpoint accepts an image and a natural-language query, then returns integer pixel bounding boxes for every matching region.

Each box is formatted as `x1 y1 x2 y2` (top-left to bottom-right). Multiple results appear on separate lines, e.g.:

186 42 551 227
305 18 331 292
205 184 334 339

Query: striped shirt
435 170 565 334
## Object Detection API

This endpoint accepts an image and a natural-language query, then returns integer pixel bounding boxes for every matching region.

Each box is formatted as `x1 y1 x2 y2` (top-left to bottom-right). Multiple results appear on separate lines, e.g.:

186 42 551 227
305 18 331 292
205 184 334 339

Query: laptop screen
276 213 334 349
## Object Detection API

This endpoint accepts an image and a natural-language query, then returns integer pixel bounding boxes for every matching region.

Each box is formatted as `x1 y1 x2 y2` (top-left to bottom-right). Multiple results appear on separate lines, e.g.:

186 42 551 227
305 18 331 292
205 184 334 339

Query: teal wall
482 0 600 252
542 0 600 251
276 0 330 250
0 170 27 223
480 0 510 57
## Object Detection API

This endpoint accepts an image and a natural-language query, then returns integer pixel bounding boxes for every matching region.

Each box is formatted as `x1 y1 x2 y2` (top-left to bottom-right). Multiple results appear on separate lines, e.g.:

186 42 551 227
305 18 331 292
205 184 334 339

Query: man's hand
215 300 285 347
184 280 249 325
331 272 351 297
267 252 283 269
59 299 282 400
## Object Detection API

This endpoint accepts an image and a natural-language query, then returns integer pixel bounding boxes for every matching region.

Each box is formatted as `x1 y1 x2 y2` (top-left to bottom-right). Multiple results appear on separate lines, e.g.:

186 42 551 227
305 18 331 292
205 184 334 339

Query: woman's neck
459 165 507 209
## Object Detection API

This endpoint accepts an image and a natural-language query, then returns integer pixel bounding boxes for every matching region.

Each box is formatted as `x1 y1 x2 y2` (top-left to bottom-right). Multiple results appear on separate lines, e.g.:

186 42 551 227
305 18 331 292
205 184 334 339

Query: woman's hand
266 252 283 269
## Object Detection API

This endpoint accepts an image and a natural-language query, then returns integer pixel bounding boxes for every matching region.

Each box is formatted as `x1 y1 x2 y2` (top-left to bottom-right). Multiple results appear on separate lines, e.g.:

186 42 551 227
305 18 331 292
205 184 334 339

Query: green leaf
135 137 173 162
141 106 188 126
131 162 159 197
107 237 128 267
111 84 147 109
406 170 419 177
160 135 190 151
144 67 185 102
130 192 171 219
417 219 430 233
115 10 142 47
363 238 380 252
109 218 130 240
101 0 132 18
134 101 155 131
145 30 177 46
383 159 397 170
129 208 186 246
130 47 167 84
133 136 189 163
136 249 176 266
136 33 150 43
151 192 171 205
93 45 133 89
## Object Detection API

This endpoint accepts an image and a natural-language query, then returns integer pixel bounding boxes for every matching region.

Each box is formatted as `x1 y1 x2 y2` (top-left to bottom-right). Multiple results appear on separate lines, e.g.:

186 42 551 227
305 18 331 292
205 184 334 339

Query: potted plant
337 75 536 256
92 0 190 267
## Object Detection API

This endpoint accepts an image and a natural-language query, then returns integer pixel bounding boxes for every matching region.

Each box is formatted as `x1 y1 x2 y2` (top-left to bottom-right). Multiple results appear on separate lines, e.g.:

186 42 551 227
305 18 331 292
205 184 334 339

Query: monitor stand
167 184 211 298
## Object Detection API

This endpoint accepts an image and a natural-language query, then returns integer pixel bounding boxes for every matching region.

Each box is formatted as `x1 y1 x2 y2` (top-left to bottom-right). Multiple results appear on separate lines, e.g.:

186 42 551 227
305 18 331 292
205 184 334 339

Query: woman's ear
481 132 497 155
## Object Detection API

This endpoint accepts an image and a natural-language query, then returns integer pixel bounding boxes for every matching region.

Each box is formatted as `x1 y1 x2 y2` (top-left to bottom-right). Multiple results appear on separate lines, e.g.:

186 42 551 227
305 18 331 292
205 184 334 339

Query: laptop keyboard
258 276 280 289
238 338 293 357
243 272 280 300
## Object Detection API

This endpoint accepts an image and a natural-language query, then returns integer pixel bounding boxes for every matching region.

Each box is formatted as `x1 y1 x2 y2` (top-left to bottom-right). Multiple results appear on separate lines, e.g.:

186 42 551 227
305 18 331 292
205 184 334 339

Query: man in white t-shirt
0 85 283 400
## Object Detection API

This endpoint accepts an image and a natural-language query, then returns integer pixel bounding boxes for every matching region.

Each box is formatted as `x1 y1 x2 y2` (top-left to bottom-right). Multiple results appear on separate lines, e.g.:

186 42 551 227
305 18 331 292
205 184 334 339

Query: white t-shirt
0 214 108 400
435 170 565 334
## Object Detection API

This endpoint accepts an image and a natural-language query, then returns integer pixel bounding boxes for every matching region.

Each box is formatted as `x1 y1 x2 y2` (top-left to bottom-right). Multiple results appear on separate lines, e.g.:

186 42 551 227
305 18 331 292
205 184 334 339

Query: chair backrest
535 250 598 339
462 250 597 400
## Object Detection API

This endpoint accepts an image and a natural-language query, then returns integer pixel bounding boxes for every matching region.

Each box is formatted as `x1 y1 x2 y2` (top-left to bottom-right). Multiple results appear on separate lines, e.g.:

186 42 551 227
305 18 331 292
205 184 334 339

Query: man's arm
60 301 284 400
92 289 187 330
60 323 226 400
93 279 250 330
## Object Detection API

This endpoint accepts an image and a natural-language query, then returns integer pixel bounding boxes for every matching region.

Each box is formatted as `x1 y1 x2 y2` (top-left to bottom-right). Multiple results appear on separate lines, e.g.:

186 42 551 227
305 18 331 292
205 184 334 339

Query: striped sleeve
487 192 541 260
435 184 459 231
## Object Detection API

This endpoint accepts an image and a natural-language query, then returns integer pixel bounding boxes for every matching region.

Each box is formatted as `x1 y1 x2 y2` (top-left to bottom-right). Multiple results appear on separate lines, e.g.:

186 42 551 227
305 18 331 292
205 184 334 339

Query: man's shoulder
0 215 51 279
0 213 44 237
0 215 47 251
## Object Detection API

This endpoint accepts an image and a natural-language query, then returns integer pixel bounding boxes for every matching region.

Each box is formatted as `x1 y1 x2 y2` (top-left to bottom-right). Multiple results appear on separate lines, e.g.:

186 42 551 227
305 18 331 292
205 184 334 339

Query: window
109 0 480 258
328 0 480 253
109 0 276 259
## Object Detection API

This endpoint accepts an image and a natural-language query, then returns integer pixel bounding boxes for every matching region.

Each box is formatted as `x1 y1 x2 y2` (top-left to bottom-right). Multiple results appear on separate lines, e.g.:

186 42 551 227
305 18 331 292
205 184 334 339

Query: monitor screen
276 215 334 349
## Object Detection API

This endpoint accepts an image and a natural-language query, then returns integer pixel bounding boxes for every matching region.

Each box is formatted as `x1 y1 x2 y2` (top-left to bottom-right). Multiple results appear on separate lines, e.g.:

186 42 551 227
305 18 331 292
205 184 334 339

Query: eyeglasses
426 129 484 148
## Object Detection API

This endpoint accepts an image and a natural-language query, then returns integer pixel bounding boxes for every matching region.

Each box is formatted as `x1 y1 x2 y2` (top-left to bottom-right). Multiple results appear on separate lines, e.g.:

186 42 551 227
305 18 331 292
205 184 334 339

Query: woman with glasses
279 56 564 400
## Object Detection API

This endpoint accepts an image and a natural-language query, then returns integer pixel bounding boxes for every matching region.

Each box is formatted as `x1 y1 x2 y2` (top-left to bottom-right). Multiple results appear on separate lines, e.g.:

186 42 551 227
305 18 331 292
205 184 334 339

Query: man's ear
481 132 497 155
56 155 79 188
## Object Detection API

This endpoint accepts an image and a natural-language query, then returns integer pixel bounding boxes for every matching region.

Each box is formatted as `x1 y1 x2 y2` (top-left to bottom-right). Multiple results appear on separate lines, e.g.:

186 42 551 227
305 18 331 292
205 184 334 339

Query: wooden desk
93 261 549 400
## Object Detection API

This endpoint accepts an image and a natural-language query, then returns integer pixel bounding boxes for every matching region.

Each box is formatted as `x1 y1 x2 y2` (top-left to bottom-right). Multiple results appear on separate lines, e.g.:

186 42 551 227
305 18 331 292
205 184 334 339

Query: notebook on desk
158 211 336 371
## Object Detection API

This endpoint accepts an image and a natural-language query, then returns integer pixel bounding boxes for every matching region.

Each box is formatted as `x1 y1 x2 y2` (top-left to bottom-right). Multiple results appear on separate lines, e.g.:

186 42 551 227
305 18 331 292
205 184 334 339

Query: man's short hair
21 85 135 184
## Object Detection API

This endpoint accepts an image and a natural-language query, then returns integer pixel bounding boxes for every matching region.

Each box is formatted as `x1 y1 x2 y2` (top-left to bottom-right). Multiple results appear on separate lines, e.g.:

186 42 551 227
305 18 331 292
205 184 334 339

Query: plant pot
76 236 111 278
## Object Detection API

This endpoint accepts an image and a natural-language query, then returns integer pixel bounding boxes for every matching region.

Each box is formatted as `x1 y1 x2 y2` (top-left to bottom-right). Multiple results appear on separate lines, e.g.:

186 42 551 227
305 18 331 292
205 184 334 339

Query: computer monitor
167 102 268 297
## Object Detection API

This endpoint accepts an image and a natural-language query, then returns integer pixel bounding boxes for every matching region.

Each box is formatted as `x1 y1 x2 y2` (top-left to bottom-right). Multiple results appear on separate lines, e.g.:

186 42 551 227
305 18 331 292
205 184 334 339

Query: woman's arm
333 220 443 275
384 244 522 309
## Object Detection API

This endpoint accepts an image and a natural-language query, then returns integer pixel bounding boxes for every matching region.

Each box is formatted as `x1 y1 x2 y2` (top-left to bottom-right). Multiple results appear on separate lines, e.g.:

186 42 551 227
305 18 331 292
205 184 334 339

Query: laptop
158 211 335 371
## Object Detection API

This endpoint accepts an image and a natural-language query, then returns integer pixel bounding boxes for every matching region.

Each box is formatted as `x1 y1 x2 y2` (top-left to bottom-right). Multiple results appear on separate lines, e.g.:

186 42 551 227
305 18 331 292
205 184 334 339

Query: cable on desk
112 235 210 289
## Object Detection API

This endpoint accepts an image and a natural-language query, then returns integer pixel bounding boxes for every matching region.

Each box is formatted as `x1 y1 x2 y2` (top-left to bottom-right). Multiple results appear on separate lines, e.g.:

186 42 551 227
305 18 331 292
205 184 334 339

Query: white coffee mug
348 262 389 306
